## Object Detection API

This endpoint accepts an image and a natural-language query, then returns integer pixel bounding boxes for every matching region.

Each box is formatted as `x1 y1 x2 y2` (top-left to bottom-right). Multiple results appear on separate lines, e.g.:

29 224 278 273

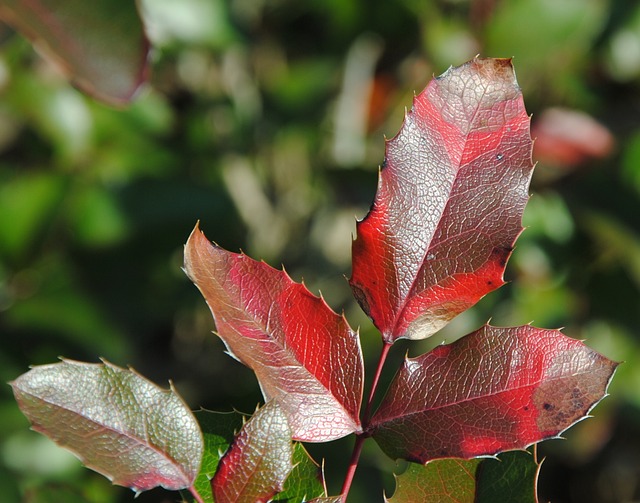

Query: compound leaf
350 57 534 342
369 325 617 462
10 359 203 494
184 223 363 442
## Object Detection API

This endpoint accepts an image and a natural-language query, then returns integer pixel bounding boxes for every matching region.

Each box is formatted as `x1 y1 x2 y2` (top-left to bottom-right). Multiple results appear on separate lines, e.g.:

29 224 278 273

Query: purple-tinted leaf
350 57 534 342
10 359 203 493
184 223 363 442
211 401 293 503
369 325 617 462
0 0 149 105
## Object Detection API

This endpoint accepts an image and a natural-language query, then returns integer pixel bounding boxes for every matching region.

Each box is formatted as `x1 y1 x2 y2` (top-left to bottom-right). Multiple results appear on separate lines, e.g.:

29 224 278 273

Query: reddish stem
339 433 366 500
189 485 205 503
340 341 392 502
363 341 392 426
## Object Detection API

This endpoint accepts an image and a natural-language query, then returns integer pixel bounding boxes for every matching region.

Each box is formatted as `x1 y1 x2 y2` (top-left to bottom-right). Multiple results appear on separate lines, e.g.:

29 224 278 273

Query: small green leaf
272 443 325 502
386 458 481 503
475 451 541 503
10 359 203 494
386 450 541 503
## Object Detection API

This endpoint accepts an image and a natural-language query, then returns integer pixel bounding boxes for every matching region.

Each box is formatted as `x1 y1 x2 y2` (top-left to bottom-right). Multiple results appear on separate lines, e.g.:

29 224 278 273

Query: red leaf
184 224 363 442
368 325 618 462
350 58 534 342
212 401 293 503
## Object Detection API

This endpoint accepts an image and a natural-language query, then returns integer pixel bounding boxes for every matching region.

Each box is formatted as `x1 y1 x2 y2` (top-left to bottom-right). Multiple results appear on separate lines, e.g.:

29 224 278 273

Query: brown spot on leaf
491 246 513 268
533 377 590 433
350 284 371 317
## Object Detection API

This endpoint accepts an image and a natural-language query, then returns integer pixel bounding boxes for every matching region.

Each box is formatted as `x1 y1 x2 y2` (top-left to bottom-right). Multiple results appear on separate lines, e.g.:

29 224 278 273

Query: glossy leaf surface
10 359 203 493
0 0 149 105
369 325 617 462
184 223 363 442
211 401 293 503
350 57 534 342
386 450 540 503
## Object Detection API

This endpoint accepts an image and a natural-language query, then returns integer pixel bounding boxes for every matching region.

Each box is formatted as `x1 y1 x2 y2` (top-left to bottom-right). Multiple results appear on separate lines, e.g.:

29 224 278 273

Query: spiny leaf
475 450 541 503
369 325 618 462
0 0 149 105
183 410 246 503
184 409 326 503
386 450 541 503
211 401 293 503
10 359 203 493
184 223 364 442
272 443 326 502
386 459 481 503
350 57 534 342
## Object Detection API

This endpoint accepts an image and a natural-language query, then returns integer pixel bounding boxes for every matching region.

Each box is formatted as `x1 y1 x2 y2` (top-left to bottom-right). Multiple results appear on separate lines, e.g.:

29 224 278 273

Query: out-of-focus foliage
0 0 638 502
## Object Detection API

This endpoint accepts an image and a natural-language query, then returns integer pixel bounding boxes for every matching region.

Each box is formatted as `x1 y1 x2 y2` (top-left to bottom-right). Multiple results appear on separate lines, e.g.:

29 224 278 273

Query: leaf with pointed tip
369 325 618 462
350 57 534 342
0 0 149 105
184 223 364 442
386 450 540 503
211 401 293 503
10 359 203 494
183 410 246 503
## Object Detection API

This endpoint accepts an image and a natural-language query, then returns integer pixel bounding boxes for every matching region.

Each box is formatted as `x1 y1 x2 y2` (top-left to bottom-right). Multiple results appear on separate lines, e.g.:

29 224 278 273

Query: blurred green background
1 0 639 501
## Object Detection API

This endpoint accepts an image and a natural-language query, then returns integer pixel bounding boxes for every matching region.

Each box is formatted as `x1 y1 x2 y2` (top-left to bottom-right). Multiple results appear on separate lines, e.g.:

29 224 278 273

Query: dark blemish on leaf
487 280 493 286
523 406 529 411
543 403 553 411
351 285 371 317
491 246 513 267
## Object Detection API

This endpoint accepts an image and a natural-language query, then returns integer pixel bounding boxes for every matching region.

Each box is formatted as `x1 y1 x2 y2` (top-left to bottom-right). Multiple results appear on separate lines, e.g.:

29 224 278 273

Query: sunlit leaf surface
184 223 363 442
11 359 203 493
370 325 617 462
211 401 293 503
350 57 534 342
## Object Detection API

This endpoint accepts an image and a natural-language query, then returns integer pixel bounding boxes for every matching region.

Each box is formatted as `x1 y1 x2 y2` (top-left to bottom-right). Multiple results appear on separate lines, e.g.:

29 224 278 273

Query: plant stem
363 341 392 425
339 433 366 501
340 341 392 502
189 486 205 503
